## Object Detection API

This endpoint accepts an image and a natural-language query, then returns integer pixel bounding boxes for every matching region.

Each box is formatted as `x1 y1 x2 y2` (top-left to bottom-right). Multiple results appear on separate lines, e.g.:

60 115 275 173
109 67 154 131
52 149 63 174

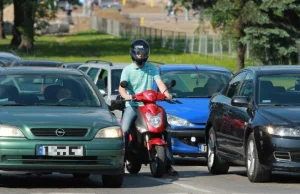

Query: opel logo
55 128 65 136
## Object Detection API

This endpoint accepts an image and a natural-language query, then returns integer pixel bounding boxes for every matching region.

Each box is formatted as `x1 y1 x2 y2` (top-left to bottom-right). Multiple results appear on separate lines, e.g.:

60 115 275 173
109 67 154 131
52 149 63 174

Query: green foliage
193 0 300 65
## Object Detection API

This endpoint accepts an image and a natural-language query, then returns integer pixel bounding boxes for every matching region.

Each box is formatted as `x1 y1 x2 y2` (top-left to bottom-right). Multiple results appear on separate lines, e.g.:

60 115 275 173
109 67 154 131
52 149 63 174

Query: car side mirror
231 96 249 107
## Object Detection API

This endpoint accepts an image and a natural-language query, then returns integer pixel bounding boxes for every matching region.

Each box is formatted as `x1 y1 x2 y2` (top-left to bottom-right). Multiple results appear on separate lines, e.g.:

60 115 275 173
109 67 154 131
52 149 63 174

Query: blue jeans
121 106 174 165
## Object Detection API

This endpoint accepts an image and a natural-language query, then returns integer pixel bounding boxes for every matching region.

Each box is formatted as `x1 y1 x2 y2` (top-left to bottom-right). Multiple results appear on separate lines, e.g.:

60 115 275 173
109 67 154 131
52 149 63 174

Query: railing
91 16 299 63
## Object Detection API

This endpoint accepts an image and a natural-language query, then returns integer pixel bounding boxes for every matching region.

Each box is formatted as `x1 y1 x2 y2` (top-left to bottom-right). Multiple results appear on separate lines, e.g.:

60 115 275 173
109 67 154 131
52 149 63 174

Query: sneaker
167 166 179 176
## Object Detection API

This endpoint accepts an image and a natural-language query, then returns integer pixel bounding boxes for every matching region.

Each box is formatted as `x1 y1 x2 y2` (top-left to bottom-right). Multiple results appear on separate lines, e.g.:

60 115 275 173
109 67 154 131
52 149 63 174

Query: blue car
153 64 233 158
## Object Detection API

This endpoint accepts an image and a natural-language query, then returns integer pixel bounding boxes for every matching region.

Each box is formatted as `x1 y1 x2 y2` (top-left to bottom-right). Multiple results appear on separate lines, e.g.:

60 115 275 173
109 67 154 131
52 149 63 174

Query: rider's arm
156 78 172 99
119 85 132 100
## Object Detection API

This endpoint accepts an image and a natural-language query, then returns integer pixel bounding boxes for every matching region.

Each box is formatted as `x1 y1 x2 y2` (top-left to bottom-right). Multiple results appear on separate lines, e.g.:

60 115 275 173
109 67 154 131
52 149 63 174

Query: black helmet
130 39 150 65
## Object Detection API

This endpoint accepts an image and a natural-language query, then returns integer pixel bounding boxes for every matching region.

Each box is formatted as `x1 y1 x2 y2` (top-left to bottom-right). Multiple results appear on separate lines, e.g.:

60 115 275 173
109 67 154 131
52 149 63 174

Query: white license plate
38 145 84 156
198 144 207 153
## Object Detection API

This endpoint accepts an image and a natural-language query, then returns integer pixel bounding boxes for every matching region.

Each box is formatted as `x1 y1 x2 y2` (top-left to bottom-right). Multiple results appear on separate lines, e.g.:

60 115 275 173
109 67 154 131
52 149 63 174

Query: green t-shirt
120 62 161 107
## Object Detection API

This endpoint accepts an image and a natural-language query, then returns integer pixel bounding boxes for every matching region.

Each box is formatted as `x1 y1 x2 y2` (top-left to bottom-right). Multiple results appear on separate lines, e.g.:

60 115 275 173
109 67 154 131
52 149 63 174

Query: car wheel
207 126 229 174
102 174 123 188
246 133 271 182
72 173 90 179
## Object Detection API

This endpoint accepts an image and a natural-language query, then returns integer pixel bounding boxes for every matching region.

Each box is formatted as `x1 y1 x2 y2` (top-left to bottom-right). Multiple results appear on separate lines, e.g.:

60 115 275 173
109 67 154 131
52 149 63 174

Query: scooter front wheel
126 154 142 174
150 145 166 178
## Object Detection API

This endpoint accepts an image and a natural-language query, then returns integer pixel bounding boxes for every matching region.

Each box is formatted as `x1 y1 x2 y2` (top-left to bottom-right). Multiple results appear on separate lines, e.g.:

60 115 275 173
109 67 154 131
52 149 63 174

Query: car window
111 69 122 95
257 74 300 105
87 68 100 80
225 72 247 98
78 67 88 72
239 73 253 100
161 70 232 98
96 69 108 92
0 74 101 107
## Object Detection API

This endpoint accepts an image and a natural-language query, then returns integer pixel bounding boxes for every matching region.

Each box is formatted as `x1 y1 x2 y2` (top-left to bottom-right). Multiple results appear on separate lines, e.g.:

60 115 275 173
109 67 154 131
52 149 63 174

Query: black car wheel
207 126 229 174
246 133 271 182
102 174 124 188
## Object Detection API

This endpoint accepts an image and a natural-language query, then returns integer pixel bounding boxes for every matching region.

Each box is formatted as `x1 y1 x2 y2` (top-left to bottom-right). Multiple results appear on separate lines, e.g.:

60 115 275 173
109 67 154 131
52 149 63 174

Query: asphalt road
0 157 300 194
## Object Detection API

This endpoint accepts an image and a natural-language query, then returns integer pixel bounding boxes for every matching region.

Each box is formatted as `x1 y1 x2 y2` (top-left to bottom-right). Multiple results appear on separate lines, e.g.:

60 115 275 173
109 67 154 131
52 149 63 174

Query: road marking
142 176 212 193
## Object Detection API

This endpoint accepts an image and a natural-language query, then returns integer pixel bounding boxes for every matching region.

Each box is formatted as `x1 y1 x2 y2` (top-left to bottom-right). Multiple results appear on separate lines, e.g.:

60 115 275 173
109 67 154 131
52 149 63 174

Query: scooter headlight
146 112 162 128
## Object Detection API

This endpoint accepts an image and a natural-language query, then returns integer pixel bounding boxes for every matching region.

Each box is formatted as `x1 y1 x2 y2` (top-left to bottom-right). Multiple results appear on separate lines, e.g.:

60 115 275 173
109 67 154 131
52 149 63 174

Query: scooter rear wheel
150 145 166 178
126 154 142 174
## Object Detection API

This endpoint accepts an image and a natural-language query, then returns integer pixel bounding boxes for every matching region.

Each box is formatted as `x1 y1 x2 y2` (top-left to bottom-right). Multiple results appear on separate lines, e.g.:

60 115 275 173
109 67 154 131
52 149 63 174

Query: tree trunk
0 0 4 39
237 41 246 71
184 8 189 21
11 0 25 46
236 19 246 71
17 0 37 52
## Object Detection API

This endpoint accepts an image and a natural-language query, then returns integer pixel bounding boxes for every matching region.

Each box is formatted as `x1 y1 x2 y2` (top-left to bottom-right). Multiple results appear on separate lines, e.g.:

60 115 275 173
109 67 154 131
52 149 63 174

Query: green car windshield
0 74 101 107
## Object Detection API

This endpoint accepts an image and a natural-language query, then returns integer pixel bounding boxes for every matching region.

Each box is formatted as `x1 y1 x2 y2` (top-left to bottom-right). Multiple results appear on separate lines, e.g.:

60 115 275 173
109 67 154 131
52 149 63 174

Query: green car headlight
0 125 25 137
95 126 122 138
267 126 300 137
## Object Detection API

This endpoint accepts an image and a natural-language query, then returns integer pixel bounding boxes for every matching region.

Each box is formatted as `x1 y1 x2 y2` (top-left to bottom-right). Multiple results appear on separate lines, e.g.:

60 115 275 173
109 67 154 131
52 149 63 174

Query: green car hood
0 107 118 140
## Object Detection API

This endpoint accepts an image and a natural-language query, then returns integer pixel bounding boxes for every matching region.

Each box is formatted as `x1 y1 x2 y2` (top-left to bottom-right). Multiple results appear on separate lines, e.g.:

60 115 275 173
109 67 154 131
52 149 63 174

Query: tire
126 154 142 174
102 174 124 188
150 145 166 178
246 133 271 182
72 173 90 179
207 126 230 174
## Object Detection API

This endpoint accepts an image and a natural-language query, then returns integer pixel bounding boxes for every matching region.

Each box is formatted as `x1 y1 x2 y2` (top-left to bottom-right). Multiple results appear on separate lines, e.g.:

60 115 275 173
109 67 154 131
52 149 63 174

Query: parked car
206 65 300 182
154 64 232 158
61 62 85 69
0 52 20 66
0 67 124 187
100 0 122 12
10 60 63 67
78 60 126 120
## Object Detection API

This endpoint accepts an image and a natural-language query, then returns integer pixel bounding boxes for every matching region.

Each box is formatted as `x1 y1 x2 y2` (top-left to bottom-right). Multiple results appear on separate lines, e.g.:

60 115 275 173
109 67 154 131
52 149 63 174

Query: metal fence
92 16 299 63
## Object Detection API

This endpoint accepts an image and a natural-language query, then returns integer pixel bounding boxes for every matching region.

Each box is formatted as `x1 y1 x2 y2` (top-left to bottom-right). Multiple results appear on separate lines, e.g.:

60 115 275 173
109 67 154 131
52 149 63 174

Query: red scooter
118 80 176 178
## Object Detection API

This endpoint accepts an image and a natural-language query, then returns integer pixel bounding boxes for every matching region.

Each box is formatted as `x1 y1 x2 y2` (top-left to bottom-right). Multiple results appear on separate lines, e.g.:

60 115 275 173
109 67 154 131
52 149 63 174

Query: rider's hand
164 92 172 100
125 94 132 101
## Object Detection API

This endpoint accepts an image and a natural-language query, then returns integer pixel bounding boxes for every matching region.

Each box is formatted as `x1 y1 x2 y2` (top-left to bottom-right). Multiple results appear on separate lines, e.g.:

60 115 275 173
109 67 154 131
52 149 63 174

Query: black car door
216 72 248 156
227 73 253 160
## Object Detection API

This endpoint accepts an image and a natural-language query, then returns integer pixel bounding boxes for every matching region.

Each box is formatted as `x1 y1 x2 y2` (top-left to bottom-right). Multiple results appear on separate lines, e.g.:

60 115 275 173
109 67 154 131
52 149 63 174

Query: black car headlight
267 126 300 137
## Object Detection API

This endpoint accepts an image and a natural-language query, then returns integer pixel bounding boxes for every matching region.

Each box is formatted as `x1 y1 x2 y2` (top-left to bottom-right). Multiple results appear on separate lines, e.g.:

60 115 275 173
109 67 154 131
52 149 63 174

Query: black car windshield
258 74 300 106
161 70 232 98
0 74 101 107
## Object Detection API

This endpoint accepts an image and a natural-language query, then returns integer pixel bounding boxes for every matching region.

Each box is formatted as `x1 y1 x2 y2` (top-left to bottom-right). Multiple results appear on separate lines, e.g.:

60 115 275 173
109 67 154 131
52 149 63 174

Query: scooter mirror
120 81 128 88
169 80 176 88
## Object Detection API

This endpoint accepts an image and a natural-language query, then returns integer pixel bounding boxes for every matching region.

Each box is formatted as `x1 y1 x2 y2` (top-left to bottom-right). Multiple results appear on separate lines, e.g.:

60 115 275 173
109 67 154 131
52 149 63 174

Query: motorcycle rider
119 39 178 176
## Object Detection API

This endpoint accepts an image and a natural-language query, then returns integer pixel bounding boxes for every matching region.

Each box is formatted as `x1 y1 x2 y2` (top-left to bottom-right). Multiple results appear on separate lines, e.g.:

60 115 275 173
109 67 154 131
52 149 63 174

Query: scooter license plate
198 144 207 153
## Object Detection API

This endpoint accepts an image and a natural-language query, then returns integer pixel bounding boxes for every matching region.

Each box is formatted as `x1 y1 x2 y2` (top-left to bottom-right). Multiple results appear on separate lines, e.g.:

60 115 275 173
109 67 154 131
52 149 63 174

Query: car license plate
37 145 84 156
198 144 207 153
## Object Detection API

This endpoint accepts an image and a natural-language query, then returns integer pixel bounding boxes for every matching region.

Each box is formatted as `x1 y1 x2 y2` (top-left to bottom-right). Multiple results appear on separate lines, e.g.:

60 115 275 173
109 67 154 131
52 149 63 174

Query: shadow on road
232 169 300 184
174 157 207 166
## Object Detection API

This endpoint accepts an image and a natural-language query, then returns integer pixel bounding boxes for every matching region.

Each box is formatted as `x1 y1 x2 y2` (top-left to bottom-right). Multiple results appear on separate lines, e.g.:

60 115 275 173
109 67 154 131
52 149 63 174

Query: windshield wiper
0 103 28 106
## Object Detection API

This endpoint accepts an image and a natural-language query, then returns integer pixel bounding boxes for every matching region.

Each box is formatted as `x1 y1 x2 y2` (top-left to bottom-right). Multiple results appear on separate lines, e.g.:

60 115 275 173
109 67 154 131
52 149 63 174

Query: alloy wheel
208 133 215 168
247 140 255 176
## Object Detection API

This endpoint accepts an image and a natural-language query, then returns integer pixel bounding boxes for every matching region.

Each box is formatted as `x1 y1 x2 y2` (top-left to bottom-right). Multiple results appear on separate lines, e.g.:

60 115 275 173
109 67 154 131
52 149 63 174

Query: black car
206 65 300 182
10 60 63 67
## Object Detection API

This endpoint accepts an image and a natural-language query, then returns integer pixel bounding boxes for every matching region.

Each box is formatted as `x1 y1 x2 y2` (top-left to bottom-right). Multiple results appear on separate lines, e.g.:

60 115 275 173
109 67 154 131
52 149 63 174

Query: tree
0 0 4 39
11 0 56 51
193 0 300 69
240 0 300 65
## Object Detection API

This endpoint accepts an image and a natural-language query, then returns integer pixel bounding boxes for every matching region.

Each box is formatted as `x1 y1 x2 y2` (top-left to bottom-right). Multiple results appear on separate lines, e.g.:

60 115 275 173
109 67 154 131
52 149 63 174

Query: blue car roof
158 64 232 72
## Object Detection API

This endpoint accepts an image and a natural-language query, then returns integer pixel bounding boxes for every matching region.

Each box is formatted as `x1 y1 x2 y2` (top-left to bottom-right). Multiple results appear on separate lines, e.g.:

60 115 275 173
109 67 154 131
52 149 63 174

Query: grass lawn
0 31 251 72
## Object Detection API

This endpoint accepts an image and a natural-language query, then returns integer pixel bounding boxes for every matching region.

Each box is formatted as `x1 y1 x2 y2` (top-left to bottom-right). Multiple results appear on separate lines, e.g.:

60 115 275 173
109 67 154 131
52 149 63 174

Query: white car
78 60 126 120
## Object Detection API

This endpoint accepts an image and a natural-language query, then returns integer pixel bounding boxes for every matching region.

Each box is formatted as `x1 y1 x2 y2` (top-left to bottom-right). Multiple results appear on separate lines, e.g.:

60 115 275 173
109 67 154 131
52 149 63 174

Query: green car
0 67 124 188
